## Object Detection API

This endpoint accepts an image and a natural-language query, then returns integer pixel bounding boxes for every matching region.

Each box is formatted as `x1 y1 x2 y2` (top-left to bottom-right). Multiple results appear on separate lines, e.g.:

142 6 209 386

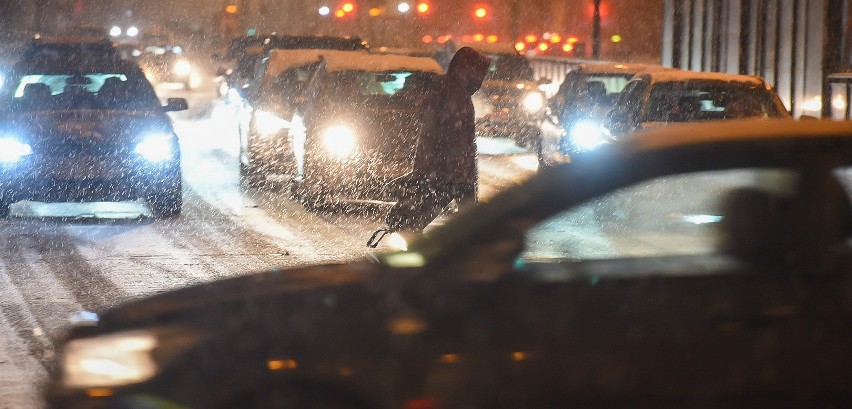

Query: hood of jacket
446 47 491 96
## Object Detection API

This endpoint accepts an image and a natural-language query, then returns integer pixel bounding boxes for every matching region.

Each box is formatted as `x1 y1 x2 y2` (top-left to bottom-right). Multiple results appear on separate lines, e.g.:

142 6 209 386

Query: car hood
85 261 388 335
2 110 173 148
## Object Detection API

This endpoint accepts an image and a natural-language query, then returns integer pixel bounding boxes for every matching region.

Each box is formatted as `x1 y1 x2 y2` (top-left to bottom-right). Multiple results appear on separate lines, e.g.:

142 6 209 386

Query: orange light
342 2 354 12
86 388 114 398
537 42 549 52
462 35 473 43
335 9 345 17
550 34 562 43
514 42 526 51
437 35 452 44
473 33 484 42
562 43 574 52
474 7 487 19
417 3 429 13
267 359 298 370
567 36 579 44
524 34 537 43
369 7 382 16
486 35 498 43
224 4 238 14
422 34 434 43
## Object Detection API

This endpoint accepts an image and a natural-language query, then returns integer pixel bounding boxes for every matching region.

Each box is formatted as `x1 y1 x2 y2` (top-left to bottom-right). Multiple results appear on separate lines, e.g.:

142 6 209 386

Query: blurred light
134 133 174 162
570 121 606 150
542 32 552 40
610 34 622 43
515 83 525 89
109 26 121 37
512 351 528 361
462 35 473 43
474 7 487 19
86 388 114 398
342 2 354 12
437 35 452 44
0 137 33 163
550 34 562 43
524 34 537 43
803 96 822 112
322 126 357 158
267 359 298 371
523 92 544 112
514 42 525 51
126 26 139 37
397 2 410 13
369 7 382 16
473 34 484 42
384 251 426 268
255 110 290 135
246 28 257 36
537 42 549 52
224 4 238 14
335 9 345 17
440 354 459 364
417 2 429 13
567 36 579 44
486 35 498 43
832 95 847 110
681 214 723 225
62 331 158 388
388 232 408 251
171 46 183 54
318 6 331 15
562 43 573 52
422 35 434 43
173 60 191 76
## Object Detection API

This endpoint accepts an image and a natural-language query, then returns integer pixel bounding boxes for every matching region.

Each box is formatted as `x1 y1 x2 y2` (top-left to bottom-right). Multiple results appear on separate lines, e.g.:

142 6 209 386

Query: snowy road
0 82 538 407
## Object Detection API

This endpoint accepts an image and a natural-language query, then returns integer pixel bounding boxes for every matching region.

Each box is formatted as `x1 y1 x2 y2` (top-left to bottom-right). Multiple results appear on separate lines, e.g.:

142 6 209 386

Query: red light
486 35 498 43
562 43 573 52
550 34 562 43
335 9 345 17
567 36 579 44
342 2 354 12
514 42 526 51
417 3 429 13
474 7 487 19
537 42 549 52
524 34 537 43
422 35 434 43
437 35 452 44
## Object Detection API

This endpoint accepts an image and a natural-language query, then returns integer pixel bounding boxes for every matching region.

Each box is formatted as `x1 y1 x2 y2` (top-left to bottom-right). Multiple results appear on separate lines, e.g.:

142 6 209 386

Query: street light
473 6 487 19
398 2 410 13
318 6 330 16
126 26 139 37
416 2 429 14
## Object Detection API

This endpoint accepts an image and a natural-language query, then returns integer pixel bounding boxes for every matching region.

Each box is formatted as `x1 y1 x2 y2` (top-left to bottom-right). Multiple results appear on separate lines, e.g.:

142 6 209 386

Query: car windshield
2 72 161 111
644 80 785 122
322 70 437 104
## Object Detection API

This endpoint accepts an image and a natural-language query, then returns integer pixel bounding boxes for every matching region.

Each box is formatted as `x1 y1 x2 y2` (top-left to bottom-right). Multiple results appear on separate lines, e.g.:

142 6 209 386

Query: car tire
148 174 183 218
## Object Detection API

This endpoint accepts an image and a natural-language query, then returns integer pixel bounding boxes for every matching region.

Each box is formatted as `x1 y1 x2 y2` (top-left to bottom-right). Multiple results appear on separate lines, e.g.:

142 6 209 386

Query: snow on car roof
265 49 442 83
622 119 852 153
644 70 766 84
575 62 676 75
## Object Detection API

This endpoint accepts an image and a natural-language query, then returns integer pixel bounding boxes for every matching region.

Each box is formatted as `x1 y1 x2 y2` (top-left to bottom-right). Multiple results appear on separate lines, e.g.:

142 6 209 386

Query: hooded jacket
412 47 491 185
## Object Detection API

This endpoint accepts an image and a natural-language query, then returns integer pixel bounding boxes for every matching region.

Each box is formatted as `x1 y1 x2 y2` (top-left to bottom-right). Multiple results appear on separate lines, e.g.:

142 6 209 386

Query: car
239 49 443 205
20 35 119 60
467 44 549 158
136 45 193 89
0 53 188 217
539 62 674 165
45 119 852 408
572 70 791 154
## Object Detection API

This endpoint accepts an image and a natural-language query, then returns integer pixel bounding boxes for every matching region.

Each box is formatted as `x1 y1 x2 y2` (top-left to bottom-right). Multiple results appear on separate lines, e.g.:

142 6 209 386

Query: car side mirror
164 98 188 112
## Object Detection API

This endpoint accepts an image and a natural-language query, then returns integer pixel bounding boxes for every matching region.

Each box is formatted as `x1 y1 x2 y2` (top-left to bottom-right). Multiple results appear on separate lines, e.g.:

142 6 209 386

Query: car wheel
148 175 183 218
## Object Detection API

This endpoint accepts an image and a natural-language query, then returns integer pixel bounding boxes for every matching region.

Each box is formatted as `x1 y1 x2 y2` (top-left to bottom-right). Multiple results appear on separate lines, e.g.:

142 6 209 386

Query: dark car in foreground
46 119 852 408
0 55 187 217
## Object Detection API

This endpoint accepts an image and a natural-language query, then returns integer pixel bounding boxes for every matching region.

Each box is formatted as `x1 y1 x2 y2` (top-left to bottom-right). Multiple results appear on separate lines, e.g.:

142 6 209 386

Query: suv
0 53 188 217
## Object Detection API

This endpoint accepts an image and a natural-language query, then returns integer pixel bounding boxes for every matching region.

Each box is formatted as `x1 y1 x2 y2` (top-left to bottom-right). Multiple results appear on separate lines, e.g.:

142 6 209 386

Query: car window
4 72 160 111
485 54 535 82
520 168 802 264
643 81 784 122
323 71 435 101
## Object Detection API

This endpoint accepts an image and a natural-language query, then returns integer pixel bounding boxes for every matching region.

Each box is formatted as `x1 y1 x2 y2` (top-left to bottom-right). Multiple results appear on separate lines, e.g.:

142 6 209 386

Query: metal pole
592 0 601 59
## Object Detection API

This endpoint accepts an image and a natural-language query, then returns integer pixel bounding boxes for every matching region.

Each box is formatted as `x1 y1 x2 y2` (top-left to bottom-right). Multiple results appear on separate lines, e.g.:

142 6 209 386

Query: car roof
573 62 677 75
262 35 369 52
641 69 766 85
264 49 443 82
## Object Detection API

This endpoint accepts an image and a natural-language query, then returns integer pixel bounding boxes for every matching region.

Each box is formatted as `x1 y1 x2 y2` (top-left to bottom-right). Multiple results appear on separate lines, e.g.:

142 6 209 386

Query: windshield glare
4 73 160 111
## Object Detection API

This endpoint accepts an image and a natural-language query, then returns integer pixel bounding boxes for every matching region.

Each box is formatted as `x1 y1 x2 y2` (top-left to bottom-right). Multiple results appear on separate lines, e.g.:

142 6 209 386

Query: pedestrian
368 47 491 247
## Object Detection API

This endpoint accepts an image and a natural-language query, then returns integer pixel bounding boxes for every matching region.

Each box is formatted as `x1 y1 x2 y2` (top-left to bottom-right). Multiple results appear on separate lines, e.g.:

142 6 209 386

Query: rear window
644 80 785 122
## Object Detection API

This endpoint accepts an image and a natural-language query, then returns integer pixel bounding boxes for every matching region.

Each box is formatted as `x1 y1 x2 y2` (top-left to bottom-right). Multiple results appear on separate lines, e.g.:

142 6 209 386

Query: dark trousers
385 179 477 232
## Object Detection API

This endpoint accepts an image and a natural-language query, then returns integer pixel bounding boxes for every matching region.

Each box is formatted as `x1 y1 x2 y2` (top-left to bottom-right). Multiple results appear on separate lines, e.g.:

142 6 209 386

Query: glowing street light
398 2 411 13
109 26 121 37
417 2 429 13
318 6 330 16
474 7 487 19
126 26 139 37
341 2 354 12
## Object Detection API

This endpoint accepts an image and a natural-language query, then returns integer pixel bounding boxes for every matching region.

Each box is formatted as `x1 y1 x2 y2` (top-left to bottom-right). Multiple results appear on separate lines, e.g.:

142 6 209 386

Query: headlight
134 133 175 162
62 330 158 388
254 110 289 135
522 92 545 112
569 121 606 151
321 125 357 159
0 137 33 163
173 60 191 76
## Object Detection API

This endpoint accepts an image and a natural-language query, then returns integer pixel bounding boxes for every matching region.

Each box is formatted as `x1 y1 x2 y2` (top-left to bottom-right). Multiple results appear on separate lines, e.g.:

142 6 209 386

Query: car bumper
0 154 180 203
301 155 412 202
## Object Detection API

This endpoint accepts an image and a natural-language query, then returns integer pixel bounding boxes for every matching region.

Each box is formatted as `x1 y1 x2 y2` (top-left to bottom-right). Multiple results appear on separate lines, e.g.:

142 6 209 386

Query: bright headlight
173 60 191 76
62 330 158 388
254 110 289 135
523 92 545 112
0 137 33 163
322 125 357 158
569 121 606 151
134 133 175 162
